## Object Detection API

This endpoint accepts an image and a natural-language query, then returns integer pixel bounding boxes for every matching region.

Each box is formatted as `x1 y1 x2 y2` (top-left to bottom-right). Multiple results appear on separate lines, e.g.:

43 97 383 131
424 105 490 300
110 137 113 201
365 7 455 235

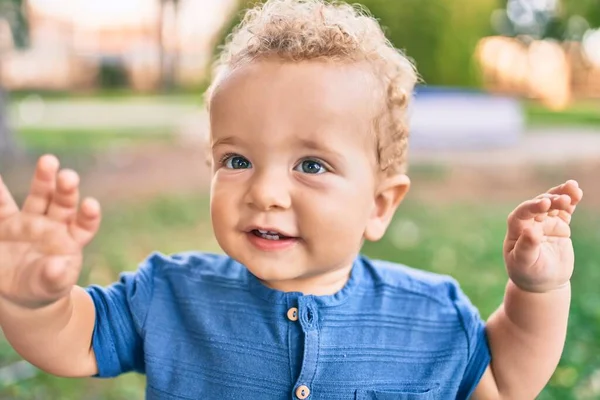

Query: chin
243 259 298 282
218 236 305 281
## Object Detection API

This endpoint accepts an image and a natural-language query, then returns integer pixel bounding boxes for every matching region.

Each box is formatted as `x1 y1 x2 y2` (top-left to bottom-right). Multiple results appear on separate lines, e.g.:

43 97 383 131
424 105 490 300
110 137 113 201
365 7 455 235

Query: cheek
211 171 247 200
210 177 240 228
320 198 371 230
299 178 373 236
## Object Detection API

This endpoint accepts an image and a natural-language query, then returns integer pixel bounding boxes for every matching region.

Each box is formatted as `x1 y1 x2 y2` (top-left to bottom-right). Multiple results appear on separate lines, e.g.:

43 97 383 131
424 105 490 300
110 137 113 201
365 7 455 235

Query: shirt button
287 307 299 321
295 385 310 399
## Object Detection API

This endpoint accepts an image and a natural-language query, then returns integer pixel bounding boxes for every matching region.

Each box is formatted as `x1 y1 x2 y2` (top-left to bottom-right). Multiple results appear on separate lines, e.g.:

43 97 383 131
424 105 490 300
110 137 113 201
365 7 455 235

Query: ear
364 174 410 242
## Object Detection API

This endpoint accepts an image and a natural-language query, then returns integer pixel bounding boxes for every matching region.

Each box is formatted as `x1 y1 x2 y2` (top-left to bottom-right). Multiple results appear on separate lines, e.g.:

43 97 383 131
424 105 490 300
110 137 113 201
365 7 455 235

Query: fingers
22 155 60 215
46 170 80 223
507 194 572 239
69 198 101 246
0 174 19 220
537 180 583 223
543 180 584 211
22 156 89 227
536 194 572 221
510 197 552 222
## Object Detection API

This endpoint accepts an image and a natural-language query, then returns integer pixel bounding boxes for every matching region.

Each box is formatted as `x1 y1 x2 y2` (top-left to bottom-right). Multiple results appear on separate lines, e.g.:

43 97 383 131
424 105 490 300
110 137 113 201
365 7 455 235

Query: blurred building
0 0 237 91
476 35 600 110
570 36 600 99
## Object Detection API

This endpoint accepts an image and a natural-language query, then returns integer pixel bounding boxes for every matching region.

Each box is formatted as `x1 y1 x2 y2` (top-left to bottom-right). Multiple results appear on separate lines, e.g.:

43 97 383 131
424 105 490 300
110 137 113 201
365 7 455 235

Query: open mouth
251 229 291 241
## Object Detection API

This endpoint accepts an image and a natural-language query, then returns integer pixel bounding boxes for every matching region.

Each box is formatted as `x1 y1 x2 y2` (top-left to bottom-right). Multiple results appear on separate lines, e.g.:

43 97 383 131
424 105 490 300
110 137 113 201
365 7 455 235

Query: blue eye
295 159 327 174
224 155 252 169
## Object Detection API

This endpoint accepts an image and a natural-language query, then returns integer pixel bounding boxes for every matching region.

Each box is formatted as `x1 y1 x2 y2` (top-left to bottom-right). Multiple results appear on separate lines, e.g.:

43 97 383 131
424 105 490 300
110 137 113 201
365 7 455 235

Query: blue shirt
87 252 490 400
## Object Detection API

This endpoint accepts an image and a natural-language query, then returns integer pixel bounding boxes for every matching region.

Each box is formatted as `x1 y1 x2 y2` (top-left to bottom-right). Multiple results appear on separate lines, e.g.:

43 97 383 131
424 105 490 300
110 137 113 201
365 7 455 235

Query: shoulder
145 251 252 296
360 256 470 308
136 251 245 281
358 256 486 349
115 251 247 322
115 251 247 299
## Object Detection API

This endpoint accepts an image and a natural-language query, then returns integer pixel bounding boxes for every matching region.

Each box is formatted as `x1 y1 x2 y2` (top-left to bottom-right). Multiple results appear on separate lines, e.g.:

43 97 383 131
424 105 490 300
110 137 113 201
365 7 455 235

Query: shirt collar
245 257 364 306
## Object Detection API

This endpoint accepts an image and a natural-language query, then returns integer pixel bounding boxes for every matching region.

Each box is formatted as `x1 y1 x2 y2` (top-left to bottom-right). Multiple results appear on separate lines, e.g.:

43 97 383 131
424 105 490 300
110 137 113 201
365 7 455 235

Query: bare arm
473 282 570 399
472 180 583 400
0 287 98 377
0 155 101 377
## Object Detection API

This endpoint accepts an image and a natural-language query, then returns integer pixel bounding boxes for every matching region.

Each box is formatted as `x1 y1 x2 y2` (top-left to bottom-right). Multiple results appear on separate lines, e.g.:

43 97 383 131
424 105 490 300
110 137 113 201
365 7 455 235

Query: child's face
208 60 408 294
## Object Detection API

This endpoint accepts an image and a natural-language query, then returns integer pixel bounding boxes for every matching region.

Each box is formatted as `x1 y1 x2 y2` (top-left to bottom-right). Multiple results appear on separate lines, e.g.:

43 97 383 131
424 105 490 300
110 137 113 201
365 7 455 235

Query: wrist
509 278 571 294
506 278 571 301
501 279 571 336
0 294 73 328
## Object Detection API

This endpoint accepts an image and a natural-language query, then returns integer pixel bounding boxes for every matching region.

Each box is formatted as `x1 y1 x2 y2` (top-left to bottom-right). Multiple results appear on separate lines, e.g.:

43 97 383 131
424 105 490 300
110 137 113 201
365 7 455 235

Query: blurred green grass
525 100 600 127
1 193 598 399
8 92 600 135
17 128 174 153
9 89 204 105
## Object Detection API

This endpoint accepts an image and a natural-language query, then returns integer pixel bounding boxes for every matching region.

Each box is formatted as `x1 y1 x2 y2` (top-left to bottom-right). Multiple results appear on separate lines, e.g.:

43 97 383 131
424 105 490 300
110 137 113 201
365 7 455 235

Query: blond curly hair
206 0 418 174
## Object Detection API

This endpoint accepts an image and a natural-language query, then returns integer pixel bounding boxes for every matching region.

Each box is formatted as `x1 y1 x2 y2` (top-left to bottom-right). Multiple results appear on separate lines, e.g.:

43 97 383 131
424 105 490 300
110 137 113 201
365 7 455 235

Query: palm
505 216 573 290
0 213 82 307
535 237 573 276
0 156 101 309
503 181 583 293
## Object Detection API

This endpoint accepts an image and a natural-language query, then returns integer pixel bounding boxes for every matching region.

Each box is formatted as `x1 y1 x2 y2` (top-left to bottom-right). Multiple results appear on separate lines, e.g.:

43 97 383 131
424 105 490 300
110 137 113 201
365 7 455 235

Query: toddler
0 0 584 399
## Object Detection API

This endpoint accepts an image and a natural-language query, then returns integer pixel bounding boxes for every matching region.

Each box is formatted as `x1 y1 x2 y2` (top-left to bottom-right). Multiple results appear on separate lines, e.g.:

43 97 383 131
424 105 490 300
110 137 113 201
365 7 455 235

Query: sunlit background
0 0 599 399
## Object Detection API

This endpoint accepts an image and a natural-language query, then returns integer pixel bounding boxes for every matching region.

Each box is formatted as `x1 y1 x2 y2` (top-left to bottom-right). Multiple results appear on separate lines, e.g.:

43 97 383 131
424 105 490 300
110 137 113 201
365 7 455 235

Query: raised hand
0 155 101 309
504 180 583 293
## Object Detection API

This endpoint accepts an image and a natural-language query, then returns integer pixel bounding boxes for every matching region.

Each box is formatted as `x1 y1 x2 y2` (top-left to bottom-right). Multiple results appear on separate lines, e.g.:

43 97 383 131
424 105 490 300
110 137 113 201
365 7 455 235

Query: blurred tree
0 0 26 47
560 0 600 30
212 0 496 87
0 0 27 158
158 0 181 91
495 0 600 40
354 0 496 87
494 0 560 38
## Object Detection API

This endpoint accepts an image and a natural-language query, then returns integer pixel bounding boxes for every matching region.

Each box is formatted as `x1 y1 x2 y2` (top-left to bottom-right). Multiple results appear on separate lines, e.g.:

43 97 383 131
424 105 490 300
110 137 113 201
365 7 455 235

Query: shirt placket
288 296 319 400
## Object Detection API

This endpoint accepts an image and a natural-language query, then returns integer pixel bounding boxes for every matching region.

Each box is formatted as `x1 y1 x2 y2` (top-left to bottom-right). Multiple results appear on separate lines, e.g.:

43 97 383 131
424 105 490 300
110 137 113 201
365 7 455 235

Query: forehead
209 60 381 145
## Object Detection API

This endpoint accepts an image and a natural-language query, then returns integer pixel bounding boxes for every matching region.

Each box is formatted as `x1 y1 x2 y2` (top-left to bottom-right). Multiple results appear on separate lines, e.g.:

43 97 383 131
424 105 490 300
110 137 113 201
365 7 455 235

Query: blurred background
0 0 599 399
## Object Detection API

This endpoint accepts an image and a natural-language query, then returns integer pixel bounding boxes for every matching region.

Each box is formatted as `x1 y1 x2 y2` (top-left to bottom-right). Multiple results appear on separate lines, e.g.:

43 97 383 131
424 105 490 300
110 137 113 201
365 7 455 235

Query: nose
245 168 291 211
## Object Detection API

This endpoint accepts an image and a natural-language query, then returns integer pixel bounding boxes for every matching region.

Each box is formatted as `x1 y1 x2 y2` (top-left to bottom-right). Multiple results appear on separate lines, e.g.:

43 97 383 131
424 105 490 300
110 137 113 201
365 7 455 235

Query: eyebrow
211 135 345 161
211 136 239 149
295 137 344 160
296 138 324 151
